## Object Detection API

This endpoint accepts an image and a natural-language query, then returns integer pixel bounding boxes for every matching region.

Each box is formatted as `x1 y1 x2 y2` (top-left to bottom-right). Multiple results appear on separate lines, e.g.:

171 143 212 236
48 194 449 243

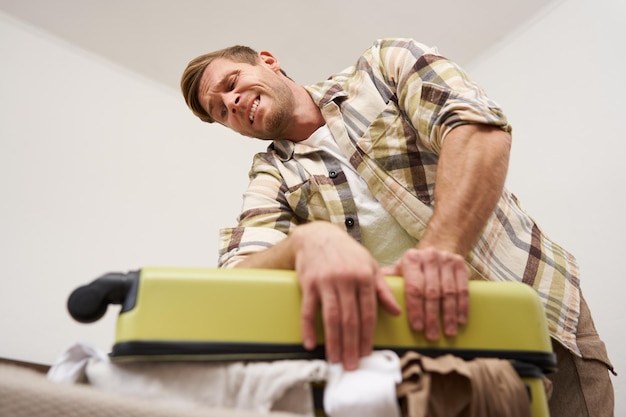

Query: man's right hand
290 222 401 370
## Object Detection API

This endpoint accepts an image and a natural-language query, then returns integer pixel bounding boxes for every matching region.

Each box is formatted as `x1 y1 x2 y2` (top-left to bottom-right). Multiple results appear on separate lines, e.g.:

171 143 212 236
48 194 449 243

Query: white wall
0 11 266 364
466 0 625 412
1 0 623 412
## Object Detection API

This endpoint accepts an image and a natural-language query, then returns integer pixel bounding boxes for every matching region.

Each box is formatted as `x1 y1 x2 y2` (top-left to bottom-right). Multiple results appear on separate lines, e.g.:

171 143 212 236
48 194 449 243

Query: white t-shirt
300 125 417 266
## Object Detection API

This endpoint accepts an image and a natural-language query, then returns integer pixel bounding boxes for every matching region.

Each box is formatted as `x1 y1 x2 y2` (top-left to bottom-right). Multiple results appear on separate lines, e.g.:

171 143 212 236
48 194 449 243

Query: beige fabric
0 364 301 417
547 294 615 417
396 352 531 417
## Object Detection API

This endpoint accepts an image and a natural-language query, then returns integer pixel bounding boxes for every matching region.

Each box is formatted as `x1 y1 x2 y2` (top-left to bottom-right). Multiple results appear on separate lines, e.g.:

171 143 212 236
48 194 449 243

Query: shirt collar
271 138 325 162
271 80 348 162
305 80 349 107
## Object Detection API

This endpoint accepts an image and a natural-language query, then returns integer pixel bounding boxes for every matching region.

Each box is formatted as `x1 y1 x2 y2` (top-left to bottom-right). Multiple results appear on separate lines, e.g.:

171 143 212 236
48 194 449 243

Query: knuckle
344 272 376 293
425 286 441 300
421 247 438 262
341 312 359 330
425 315 440 328
331 265 350 278
354 270 374 285
444 317 457 330
404 248 421 262
457 286 469 297
301 308 316 321
440 252 454 265
299 272 320 289
440 280 457 295
300 281 312 294
360 309 376 327
441 286 457 297
324 305 340 324
332 266 371 287
405 282 424 299
408 310 423 327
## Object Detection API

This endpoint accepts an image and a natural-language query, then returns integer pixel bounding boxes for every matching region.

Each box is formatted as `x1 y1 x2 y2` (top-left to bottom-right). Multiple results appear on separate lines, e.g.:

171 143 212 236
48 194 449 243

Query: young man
181 38 614 416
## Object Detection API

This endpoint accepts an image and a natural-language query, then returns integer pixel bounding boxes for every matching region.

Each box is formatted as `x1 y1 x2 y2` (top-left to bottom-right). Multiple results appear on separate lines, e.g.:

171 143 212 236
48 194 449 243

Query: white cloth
324 350 402 417
47 340 110 383
47 342 327 416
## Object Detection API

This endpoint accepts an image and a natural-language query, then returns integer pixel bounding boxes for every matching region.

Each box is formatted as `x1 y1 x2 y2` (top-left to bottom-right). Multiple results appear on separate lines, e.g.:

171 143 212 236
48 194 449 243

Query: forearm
419 123 511 256
232 233 297 270
231 221 344 270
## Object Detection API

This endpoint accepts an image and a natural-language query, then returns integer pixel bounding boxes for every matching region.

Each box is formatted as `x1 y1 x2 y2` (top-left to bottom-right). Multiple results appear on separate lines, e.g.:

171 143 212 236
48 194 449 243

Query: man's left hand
383 247 469 340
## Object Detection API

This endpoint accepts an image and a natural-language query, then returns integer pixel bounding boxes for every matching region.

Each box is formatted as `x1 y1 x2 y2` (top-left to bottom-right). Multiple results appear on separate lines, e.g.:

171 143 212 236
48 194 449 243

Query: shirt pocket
356 101 436 206
284 175 333 223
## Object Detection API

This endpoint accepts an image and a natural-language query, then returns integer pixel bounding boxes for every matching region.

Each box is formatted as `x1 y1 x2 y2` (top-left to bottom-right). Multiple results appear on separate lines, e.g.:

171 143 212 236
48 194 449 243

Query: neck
279 84 325 142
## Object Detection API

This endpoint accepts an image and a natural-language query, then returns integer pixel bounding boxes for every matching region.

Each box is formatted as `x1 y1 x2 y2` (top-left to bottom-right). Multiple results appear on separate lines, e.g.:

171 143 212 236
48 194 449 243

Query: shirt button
329 170 338 178
345 217 355 228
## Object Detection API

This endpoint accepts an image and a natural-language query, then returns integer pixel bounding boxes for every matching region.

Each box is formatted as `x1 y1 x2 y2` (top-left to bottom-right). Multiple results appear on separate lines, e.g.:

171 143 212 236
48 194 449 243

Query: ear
258 50 282 73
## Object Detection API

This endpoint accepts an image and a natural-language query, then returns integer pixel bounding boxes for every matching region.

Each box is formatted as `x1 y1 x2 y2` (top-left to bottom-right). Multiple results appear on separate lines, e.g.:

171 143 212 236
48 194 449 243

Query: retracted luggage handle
67 271 139 323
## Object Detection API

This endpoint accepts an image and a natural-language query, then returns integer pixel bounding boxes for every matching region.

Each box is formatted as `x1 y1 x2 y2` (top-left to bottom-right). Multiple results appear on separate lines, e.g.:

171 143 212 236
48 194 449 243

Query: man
181 38 614 416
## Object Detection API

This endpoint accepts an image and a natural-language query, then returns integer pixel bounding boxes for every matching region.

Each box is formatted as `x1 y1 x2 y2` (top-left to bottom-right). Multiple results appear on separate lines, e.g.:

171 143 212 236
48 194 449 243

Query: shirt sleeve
366 38 511 153
218 152 298 268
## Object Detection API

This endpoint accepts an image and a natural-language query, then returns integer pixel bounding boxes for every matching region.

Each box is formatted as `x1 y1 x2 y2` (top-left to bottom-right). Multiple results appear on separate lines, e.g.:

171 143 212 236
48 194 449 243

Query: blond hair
180 45 259 123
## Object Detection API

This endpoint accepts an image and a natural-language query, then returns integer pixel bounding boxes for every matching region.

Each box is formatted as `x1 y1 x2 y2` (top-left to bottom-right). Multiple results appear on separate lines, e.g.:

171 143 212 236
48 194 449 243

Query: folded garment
396 352 531 417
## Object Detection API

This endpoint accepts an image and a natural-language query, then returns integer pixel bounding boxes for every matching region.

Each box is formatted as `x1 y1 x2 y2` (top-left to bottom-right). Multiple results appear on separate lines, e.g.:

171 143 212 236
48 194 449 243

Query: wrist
418 227 471 258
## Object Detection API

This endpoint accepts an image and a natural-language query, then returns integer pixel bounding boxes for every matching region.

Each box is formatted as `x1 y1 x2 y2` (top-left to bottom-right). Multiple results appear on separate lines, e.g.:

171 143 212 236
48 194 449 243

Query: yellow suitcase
68 267 555 416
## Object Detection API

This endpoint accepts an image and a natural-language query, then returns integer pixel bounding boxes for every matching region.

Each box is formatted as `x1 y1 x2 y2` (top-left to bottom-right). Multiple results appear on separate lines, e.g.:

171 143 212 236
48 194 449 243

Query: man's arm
389 123 511 339
424 123 511 254
234 221 401 370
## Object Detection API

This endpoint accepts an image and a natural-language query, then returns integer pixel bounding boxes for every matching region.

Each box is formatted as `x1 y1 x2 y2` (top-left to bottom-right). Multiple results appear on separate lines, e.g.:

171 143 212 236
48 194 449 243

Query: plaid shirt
218 38 581 355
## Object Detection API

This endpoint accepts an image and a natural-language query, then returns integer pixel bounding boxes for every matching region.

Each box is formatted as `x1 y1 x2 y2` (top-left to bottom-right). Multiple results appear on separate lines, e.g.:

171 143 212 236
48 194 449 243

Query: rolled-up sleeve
369 38 511 154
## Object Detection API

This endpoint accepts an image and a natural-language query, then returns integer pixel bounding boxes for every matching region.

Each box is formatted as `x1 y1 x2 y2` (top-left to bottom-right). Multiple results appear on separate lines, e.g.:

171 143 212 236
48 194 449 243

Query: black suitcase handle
67 271 137 323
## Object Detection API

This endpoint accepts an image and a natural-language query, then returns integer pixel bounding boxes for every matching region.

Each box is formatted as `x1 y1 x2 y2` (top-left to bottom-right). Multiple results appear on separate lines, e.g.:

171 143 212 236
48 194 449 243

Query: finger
376 272 402 316
422 250 442 341
403 249 426 332
320 283 342 365
300 284 320 351
440 254 458 337
358 268 378 358
337 279 360 370
454 260 470 324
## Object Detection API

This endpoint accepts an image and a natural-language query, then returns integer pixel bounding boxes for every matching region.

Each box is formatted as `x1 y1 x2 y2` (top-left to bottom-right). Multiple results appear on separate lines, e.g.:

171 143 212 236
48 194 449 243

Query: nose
225 93 241 114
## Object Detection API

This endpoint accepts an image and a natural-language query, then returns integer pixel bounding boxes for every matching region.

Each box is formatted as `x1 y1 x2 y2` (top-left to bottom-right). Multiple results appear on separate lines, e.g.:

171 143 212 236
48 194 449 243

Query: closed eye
212 72 239 121
228 73 239 91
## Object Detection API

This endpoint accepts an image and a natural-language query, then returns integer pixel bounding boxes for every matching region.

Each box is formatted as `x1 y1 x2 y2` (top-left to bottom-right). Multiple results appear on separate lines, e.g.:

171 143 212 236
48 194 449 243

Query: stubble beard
259 80 296 140
264 106 291 139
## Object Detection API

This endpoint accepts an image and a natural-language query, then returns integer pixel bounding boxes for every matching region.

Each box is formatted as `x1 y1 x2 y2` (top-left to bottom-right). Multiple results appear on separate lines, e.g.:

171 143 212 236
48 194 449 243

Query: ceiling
0 0 559 90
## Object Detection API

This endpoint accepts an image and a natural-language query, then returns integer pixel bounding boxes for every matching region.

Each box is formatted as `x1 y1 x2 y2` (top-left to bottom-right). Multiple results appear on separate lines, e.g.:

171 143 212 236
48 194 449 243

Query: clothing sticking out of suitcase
68 267 556 417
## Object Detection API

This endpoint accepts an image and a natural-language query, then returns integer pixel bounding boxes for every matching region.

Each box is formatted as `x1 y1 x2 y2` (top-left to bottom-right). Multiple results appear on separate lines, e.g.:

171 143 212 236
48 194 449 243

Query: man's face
197 53 295 139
